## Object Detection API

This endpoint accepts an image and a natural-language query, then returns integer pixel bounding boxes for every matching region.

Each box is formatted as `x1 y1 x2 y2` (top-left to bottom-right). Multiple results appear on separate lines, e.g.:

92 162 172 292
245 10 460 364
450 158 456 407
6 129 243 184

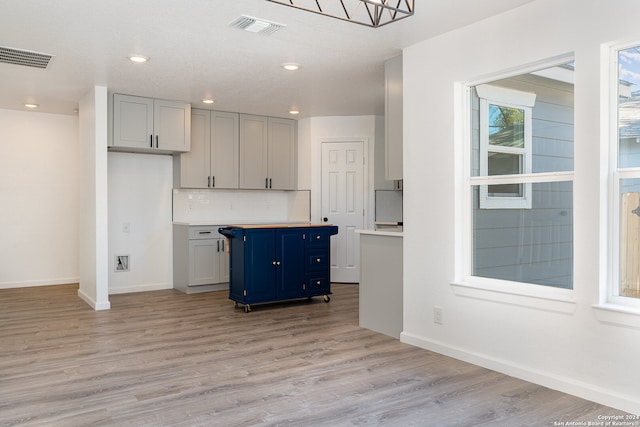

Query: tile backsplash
173 189 310 224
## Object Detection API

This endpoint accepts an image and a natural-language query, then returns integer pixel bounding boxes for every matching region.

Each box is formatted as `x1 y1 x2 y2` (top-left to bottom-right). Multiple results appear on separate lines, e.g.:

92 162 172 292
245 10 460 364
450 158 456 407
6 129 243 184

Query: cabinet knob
316 281 321 285
316 235 321 240
316 258 321 263
323 217 328 222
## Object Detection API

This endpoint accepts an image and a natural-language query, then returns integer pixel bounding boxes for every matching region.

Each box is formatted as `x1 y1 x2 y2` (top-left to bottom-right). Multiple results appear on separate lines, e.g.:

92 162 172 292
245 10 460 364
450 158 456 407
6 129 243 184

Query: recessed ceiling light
128 54 149 63
24 103 39 109
282 63 300 71
289 109 300 115
202 99 215 104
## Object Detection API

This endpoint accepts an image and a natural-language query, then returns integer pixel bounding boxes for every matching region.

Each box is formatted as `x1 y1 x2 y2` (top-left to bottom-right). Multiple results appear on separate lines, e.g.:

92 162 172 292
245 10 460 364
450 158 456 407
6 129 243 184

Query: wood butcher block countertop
224 223 333 229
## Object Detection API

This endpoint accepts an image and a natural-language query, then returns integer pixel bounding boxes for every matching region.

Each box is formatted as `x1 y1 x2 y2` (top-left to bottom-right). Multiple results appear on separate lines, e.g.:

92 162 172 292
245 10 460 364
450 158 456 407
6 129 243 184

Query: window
466 62 575 289
477 84 535 209
612 44 640 305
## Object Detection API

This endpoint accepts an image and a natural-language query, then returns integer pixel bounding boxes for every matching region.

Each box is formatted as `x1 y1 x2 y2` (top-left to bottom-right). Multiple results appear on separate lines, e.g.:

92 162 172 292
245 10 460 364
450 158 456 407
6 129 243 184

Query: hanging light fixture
266 0 414 28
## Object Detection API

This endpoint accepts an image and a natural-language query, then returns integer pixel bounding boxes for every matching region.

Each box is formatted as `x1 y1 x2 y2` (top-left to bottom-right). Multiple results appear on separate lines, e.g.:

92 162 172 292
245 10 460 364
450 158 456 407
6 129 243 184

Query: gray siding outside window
471 74 574 288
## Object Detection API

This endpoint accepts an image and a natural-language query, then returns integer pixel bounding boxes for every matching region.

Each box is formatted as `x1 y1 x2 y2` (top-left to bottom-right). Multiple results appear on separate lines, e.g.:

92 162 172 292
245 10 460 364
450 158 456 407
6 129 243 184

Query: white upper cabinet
174 109 239 189
112 95 154 150
239 114 296 190
211 111 240 189
239 114 269 189
385 55 403 181
154 99 190 152
268 117 296 190
111 94 190 154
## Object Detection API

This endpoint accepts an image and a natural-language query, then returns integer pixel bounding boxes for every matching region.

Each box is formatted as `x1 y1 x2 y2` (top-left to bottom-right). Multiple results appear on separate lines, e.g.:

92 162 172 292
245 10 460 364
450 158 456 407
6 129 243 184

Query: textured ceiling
0 0 536 118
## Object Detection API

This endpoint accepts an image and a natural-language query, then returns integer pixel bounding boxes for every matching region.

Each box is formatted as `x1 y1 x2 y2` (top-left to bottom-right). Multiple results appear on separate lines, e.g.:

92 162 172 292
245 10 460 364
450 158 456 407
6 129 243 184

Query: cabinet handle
208 176 211 187
155 135 159 148
150 135 153 148
212 176 215 187
221 239 225 251
217 240 220 251
198 231 211 234
269 178 272 189
265 178 268 189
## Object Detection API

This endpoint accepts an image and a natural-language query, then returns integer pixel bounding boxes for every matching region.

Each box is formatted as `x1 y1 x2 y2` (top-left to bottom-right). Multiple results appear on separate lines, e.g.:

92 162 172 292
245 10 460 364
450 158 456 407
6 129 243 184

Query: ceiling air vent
0 46 54 69
229 15 285 35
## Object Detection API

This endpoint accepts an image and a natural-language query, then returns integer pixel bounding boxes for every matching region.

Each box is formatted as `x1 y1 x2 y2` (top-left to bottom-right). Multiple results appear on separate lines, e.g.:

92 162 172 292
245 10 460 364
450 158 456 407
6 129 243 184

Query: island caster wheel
244 304 251 313
234 301 239 309
323 295 330 303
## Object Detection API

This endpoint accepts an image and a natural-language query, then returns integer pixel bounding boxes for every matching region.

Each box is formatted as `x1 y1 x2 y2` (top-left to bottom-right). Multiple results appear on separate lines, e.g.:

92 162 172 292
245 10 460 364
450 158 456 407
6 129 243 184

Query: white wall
108 152 174 294
402 0 640 414
0 109 79 288
78 86 110 310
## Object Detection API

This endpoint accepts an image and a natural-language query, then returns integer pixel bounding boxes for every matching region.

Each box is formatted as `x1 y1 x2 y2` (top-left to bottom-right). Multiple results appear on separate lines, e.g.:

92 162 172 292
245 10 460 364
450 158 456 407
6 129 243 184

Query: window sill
451 280 576 314
592 304 640 329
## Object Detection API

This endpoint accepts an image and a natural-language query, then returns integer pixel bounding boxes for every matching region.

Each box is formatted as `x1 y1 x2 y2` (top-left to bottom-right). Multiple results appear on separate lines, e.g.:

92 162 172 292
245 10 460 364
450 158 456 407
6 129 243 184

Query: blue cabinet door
244 229 277 302
276 229 306 299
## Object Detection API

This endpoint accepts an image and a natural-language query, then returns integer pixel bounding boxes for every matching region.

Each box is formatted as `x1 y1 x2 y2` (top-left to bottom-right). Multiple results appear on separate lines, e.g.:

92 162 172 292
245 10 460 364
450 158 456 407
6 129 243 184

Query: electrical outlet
434 306 443 325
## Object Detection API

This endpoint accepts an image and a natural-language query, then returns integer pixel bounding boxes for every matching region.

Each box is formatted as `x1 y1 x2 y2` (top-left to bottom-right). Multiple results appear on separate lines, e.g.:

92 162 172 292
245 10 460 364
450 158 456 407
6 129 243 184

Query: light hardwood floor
0 284 627 426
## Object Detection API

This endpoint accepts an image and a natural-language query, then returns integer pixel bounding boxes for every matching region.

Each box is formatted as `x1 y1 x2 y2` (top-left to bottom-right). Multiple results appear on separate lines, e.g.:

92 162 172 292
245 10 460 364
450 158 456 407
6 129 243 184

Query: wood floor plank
0 283 628 426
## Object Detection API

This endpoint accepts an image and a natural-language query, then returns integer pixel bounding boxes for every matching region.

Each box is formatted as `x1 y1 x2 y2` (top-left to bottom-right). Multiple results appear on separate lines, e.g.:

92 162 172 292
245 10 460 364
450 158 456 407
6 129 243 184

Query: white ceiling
0 0 536 119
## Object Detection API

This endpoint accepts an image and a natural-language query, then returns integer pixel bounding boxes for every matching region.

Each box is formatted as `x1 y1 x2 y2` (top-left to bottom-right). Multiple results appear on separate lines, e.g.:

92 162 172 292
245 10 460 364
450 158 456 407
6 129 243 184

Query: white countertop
356 229 403 237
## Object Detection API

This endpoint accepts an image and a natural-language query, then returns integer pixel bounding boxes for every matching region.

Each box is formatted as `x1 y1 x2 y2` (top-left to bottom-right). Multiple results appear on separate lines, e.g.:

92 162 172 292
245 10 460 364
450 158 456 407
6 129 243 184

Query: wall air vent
0 46 54 69
229 15 285 35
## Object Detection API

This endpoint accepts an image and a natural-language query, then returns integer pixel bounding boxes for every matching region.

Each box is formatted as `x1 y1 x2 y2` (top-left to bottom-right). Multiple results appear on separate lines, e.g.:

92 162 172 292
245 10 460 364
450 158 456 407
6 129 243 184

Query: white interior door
322 141 364 283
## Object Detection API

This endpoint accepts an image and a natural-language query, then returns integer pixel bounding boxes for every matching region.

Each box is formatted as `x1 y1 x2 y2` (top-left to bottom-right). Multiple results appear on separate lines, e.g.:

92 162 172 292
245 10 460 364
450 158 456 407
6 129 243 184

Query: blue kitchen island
218 224 339 312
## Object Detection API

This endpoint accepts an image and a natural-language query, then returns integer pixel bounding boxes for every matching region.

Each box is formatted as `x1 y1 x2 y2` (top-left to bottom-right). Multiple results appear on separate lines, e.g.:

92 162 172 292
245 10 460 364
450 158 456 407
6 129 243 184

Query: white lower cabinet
173 225 229 294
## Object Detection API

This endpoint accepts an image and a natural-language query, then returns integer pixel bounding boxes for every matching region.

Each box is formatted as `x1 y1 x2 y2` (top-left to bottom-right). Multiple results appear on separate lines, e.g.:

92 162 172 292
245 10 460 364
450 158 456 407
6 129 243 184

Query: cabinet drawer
306 274 330 293
189 226 218 240
306 250 328 270
306 229 330 248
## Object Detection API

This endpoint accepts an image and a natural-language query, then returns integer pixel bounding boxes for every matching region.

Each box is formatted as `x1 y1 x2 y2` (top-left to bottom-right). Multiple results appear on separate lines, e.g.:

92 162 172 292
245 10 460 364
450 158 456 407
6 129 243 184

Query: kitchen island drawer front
306 250 329 270
189 226 219 240
306 228 332 248
306 274 330 295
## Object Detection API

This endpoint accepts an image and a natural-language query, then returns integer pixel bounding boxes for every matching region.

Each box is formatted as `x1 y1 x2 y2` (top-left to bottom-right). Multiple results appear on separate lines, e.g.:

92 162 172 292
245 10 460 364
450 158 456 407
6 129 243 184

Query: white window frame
606 42 640 311
454 57 576 312
477 84 535 209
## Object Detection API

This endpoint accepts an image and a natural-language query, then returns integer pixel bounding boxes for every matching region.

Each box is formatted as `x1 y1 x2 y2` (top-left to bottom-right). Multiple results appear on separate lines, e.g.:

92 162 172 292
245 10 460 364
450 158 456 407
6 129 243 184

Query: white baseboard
77 288 110 311
0 277 79 289
400 331 640 416
108 282 173 295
